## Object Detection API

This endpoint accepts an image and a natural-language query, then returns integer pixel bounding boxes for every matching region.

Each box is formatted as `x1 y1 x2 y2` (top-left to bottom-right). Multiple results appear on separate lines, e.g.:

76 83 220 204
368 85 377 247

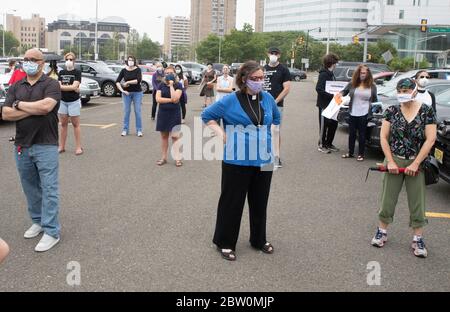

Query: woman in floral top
371 78 437 258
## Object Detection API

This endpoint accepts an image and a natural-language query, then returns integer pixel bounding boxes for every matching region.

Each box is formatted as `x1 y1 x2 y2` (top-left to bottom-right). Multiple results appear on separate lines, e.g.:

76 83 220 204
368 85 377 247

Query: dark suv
59 61 120 97
334 62 390 82
434 120 450 183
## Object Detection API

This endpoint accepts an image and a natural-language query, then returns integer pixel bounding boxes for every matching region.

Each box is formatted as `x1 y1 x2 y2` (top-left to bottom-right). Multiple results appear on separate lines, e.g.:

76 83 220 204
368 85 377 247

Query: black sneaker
275 157 283 169
328 145 340 152
318 145 331 154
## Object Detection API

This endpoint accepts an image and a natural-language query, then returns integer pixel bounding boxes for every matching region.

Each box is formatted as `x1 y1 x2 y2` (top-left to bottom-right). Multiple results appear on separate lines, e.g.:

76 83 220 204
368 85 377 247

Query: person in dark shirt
264 47 290 169
151 62 165 120
58 52 83 155
1 48 62 253
316 53 340 154
116 55 143 137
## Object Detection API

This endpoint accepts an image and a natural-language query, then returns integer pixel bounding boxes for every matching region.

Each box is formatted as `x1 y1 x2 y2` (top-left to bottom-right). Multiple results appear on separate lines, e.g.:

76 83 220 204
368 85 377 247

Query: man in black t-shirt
58 52 83 155
264 47 291 169
1 48 62 253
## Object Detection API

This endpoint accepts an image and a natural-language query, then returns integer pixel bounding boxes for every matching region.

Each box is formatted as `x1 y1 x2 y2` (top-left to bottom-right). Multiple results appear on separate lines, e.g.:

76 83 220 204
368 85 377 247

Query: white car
108 65 153 94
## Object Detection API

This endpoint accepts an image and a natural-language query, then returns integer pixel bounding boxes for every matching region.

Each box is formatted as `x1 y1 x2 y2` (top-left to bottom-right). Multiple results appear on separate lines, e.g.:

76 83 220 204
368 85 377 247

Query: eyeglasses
419 75 430 79
248 76 265 81
23 58 43 62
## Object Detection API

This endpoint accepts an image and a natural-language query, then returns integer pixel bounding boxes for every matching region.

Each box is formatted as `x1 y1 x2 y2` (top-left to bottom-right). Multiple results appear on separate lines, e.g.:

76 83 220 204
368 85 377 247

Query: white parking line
82 101 123 112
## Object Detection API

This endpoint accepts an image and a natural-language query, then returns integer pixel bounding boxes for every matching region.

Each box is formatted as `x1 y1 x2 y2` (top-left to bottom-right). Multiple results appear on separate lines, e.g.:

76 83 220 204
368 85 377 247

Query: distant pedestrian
6 60 16 74
175 64 189 124
8 62 27 86
316 53 340 154
414 70 436 113
47 60 59 80
155 66 183 167
215 64 234 102
58 52 83 155
264 47 291 169
1 48 62 252
202 61 281 261
200 63 217 108
151 62 165 120
0 238 9 264
341 65 378 161
116 55 143 137
371 78 437 258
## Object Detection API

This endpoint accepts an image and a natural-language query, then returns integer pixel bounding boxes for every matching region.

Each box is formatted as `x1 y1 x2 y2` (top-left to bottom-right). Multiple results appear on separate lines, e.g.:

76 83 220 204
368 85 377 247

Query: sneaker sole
35 238 60 252
24 230 44 239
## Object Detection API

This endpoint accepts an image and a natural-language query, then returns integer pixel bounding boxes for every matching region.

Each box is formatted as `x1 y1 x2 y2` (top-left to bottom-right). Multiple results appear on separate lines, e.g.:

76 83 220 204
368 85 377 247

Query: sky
5 0 255 44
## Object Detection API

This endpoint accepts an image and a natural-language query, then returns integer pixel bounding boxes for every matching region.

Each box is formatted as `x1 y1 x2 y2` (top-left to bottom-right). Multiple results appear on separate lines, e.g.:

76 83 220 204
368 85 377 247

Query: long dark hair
175 64 184 80
351 65 374 88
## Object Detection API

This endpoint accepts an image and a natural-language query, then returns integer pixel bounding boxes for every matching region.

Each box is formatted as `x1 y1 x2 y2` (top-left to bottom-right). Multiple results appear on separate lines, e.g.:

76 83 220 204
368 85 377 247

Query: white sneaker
24 224 43 239
121 131 127 137
35 234 60 252
137 131 143 137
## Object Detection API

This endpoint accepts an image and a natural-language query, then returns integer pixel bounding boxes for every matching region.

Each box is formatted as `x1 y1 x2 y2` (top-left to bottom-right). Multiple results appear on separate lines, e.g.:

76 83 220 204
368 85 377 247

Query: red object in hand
372 165 406 174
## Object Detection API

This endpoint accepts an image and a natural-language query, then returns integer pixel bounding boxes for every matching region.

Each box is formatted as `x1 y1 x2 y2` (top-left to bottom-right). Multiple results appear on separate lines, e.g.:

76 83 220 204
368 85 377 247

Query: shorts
58 99 81 117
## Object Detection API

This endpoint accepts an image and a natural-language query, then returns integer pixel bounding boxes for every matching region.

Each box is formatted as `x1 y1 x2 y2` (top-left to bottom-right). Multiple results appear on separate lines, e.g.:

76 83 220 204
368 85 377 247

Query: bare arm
207 120 226 143
380 119 399 174
60 81 80 92
14 98 58 116
1 106 31 121
405 124 437 176
275 81 291 104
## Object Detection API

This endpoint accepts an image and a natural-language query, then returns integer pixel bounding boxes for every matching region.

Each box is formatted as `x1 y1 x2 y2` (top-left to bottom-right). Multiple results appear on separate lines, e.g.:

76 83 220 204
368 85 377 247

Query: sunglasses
23 57 43 62
269 52 280 55
419 75 430 79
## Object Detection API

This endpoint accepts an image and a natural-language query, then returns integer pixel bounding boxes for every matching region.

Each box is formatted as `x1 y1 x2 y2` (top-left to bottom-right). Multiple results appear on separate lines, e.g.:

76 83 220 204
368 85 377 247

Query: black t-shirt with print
264 63 291 107
58 69 82 102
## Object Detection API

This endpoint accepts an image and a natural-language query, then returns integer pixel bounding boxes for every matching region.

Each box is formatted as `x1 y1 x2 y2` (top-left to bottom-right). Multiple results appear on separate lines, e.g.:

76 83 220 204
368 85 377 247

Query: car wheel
294 75 301 82
102 82 117 97
141 81 149 94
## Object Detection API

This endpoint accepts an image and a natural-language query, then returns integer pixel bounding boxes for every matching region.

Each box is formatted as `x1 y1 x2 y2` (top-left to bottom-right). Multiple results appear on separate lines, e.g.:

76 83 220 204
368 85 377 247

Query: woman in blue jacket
201 61 281 261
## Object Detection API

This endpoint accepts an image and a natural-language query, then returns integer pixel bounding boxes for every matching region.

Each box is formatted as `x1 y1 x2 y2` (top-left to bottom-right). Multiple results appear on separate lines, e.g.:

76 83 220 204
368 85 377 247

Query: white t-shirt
415 90 433 107
216 75 234 101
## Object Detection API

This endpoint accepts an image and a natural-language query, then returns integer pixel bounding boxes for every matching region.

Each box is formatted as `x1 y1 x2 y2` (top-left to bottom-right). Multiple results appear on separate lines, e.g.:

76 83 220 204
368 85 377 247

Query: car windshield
91 62 116 74
378 70 418 94
436 89 450 106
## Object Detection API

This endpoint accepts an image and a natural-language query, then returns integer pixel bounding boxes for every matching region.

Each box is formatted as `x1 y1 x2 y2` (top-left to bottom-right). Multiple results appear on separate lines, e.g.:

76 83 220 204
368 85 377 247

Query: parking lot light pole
94 0 98 61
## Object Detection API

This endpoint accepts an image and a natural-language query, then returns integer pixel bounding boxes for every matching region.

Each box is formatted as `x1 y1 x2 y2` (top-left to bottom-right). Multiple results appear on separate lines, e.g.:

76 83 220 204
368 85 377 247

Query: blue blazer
201 91 281 167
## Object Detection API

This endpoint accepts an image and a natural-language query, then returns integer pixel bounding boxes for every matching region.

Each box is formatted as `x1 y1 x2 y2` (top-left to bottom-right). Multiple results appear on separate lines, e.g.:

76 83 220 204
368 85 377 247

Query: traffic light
367 53 372 61
353 35 360 44
420 19 428 32
297 36 305 45
291 50 296 59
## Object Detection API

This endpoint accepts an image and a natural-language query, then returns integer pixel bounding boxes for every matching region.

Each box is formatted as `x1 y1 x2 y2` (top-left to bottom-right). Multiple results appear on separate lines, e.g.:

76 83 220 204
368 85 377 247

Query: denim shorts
58 99 81 117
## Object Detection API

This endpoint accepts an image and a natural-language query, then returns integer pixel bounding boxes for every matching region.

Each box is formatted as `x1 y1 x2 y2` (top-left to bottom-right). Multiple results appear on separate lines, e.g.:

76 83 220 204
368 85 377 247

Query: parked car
289 68 307 81
334 62 390 82
434 119 450 183
213 63 224 75
59 61 120 97
108 64 153 94
230 63 244 75
179 62 205 84
373 71 398 85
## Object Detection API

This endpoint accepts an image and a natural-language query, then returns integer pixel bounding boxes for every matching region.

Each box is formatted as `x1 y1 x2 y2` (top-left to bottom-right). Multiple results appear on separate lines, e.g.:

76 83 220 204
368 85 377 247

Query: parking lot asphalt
0 78 449 292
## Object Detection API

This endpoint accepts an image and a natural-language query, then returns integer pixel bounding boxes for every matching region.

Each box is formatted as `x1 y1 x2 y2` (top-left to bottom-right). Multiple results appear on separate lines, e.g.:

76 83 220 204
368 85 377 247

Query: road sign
382 50 393 63
429 27 450 33
301 58 309 64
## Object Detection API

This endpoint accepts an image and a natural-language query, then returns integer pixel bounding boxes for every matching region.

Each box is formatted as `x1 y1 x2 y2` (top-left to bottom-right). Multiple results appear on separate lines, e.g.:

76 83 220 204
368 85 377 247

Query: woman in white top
414 70 436 113
216 64 234 102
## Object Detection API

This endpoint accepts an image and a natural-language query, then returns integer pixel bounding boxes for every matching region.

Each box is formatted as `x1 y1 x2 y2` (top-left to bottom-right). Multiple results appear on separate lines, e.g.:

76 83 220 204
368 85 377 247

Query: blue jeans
15 144 60 238
122 91 143 133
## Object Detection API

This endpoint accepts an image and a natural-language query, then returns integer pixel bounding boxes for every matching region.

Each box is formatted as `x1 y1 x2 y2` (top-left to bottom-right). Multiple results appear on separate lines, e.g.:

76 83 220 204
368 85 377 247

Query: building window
399 10 404 19
387 0 394 5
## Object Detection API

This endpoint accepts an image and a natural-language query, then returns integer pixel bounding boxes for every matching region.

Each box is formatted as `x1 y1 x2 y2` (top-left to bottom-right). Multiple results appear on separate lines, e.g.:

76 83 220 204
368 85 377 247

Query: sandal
175 160 183 167
58 149 66 154
217 248 236 261
357 155 365 162
342 153 354 159
156 159 167 166
75 148 84 156
261 242 274 254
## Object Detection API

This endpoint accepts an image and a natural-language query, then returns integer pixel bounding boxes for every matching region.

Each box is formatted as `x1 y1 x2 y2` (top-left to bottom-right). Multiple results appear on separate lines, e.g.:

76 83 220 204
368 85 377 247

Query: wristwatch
13 100 21 110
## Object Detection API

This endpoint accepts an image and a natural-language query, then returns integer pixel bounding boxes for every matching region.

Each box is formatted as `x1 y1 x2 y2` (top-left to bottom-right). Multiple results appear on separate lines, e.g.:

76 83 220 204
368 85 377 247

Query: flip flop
157 159 167 166
58 149 66 154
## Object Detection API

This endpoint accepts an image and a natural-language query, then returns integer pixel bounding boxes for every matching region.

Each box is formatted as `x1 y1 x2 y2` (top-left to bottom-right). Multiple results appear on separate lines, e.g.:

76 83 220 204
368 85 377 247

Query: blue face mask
246 80 265 94
23 61 40 76
166 74 175 81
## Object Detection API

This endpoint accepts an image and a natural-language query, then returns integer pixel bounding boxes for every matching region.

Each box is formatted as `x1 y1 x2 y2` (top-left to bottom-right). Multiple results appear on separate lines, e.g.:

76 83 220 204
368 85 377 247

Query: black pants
213 162 273 250
348 115 368 156
152 91 158 119
180 101 187 119
319 108 338 148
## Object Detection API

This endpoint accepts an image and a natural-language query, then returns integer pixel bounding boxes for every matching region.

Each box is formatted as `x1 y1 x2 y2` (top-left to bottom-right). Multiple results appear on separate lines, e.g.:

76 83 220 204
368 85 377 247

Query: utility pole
94 0 98 61
326 0 332 54
363 24 369 62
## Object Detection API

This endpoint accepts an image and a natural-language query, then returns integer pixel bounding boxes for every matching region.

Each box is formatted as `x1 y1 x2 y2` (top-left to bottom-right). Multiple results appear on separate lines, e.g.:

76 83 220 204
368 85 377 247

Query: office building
6 13 46 49
163 16 191 61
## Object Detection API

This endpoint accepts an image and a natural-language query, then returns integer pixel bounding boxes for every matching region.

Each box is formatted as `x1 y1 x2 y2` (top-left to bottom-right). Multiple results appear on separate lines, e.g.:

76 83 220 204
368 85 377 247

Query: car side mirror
89 69 97 75
376 79 384 85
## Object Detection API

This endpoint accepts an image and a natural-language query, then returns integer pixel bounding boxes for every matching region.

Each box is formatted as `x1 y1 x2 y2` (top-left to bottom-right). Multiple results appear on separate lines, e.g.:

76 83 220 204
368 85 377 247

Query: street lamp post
94 0 98 61
414 34 447 69
305 27 321 70
326 0 332 54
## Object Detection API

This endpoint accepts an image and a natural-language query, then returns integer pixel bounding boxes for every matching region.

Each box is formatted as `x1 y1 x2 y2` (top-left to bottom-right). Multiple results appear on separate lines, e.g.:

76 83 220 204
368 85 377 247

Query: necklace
246 93 262 127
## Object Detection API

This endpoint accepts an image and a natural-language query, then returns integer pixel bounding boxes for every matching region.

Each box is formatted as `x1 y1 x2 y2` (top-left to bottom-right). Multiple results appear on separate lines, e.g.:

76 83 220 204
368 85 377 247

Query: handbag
422 156 439 186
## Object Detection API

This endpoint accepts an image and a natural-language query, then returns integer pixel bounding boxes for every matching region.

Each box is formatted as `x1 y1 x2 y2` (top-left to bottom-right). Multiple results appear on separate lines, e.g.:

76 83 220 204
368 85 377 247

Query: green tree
0 30 20 56
196 34 220 63
136 34 160 60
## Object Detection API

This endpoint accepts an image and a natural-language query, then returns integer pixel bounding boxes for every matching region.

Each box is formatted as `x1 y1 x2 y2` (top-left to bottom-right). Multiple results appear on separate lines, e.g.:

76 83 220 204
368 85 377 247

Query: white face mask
128 61 135 67
269 55 278 64
175 69 181 74
417 78 429 88
65 60 74 69
397 92 415 103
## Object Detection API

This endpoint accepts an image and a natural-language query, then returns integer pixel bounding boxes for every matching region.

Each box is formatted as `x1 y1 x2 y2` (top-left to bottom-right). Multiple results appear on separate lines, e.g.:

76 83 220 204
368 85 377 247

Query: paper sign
325 81 348 95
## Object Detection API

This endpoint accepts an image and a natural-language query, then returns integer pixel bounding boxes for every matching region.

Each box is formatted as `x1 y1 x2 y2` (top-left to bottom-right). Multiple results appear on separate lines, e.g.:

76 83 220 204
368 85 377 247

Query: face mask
166 74 175 81
23 61 40 76
157 67 163 74
128 61 135 67
247 80 265 94
418 78 429 88
397 92 415 103
175 69 181 74
269 55 278 64
65 60 74 69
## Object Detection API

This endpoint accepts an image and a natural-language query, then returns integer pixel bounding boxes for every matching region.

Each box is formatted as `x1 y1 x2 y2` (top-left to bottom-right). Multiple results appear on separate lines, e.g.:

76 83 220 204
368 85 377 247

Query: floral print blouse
383 104 436 159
